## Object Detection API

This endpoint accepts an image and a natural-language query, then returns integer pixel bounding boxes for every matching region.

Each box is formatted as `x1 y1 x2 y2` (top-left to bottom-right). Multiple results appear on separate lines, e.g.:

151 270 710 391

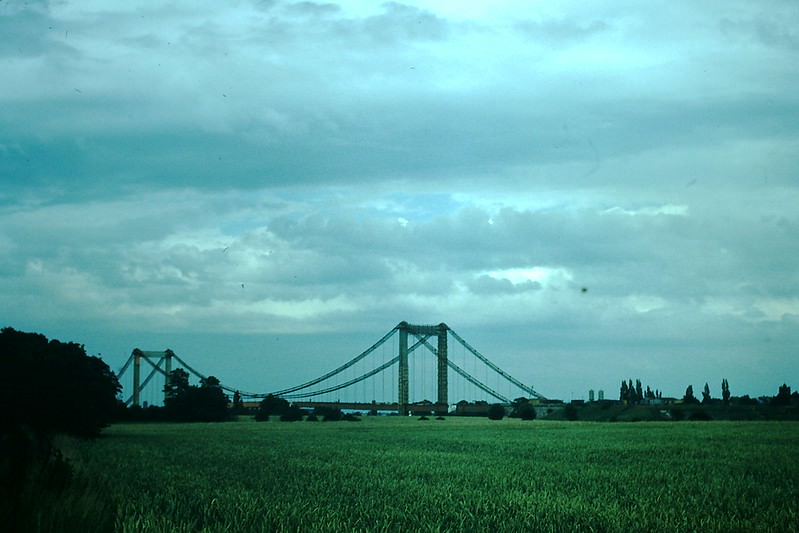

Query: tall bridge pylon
397 322 449 415
116 321 546 413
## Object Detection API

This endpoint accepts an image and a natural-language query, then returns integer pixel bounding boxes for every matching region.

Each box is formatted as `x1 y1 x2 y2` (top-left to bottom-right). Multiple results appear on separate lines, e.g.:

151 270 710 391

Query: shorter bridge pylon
128 349 174 406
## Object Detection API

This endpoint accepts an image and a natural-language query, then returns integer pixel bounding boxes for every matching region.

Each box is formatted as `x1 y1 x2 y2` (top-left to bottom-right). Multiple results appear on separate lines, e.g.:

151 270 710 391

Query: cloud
1 0 797 400
515 18 609 45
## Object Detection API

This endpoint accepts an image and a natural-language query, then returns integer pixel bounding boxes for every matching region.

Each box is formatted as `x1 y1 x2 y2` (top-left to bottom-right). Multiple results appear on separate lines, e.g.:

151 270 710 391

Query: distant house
643 397 675 405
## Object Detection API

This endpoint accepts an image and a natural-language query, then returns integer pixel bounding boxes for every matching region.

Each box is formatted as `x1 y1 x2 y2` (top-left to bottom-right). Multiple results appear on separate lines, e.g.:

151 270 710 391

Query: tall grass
0 430 114 533
71 418 799 532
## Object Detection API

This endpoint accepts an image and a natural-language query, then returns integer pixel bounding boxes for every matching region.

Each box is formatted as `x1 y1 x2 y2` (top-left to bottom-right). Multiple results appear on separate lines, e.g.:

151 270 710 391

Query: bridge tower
397 322 448 415
130 349 174 406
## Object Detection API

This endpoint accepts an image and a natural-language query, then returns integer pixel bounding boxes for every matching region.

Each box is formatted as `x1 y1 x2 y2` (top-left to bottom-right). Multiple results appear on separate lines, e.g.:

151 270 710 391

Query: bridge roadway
292 401 449 414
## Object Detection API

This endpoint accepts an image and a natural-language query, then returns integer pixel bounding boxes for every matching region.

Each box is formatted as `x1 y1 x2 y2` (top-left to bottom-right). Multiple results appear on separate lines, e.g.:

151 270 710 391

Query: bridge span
118 321 546 414
291 401 449 415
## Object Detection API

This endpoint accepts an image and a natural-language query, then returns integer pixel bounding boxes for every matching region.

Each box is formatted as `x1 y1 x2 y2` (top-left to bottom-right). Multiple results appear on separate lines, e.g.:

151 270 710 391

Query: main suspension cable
448 328 545 400
283 356 400 399
270 326 398 396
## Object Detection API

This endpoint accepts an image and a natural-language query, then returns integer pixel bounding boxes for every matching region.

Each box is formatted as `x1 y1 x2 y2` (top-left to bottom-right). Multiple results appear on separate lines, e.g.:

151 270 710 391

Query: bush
689 410 712 421
164 383 230 422
279 406 305 422
255 395 291 421
314 406 343 421
563 404 578 421
670 408 685 421
516 402 537 420
487 404 505 420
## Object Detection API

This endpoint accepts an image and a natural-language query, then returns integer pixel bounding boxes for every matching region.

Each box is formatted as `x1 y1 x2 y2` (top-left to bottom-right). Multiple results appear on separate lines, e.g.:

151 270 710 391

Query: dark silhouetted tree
200 375 220 388
670 407 685 420
254 394 290 421
164 368 190 400
1 331 122 533
510 398 537 420
487 404 505 420
195 375 229 421
314 405 343 421
620 378 650 404
279 405 304 421
232 390 245 414
518 402 537 420
0 327 121 438
721 379 730 405
683 385 699 404
773 383 792 406
563 403 579 421
702 382 712 405
163 371 229 422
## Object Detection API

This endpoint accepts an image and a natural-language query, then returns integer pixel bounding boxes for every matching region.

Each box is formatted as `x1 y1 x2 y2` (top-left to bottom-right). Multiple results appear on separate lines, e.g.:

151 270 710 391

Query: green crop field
65 418 798 532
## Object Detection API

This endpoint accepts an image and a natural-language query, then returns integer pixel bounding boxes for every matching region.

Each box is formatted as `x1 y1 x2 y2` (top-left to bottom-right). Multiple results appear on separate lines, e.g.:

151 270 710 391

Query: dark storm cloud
3 0 797 200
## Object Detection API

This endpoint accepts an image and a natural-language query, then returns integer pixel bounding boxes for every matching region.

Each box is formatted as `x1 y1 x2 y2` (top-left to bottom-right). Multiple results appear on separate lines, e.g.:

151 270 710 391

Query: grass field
66 418 799 532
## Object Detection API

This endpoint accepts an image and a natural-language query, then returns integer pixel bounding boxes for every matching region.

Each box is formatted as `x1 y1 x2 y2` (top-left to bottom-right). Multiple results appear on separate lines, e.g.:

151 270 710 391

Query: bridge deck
292 401 449 413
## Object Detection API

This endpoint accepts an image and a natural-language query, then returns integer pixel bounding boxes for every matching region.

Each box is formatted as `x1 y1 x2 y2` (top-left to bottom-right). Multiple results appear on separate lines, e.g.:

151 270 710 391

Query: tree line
619 379 662 404
619 377 797 407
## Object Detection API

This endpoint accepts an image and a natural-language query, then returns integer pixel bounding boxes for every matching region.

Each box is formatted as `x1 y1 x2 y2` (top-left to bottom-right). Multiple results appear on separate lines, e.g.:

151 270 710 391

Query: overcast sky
2 0 797 403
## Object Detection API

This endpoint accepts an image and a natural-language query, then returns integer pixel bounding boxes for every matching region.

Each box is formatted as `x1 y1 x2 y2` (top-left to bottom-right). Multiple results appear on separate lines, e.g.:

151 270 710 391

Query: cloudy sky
2 0 797 403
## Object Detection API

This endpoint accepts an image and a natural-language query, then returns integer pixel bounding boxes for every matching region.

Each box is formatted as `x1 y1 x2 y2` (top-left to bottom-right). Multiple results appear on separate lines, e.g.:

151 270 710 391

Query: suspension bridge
116 321 546 415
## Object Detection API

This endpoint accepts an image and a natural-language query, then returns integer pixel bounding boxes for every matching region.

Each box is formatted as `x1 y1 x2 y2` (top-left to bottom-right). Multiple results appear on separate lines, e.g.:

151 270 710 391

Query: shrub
517 403 537 421
279 406 304 422
255 395 291 421
563 404 578 421
315 406 343 421
670 408 685 421
689 410 712 421
487 404 505 420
